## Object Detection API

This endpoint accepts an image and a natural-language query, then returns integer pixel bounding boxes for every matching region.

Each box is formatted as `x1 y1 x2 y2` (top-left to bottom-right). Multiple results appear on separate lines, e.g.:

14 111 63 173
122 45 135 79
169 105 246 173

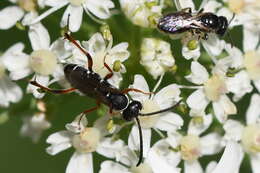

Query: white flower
173 0 227 59
127 74 183 158
120 0 163 28
223 0 260 52
30 0 115 32
3 18 70 98
221 94 260 173
0 45 23 107
186 61 237 123
68 32 130 88
224 44 260 100
140 38 175 79
20 112 51 143
46 115 125 173
163 115 222 173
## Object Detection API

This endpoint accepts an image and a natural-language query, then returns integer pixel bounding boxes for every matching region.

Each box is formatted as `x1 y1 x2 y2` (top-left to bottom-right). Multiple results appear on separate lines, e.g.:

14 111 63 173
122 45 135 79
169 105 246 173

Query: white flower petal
27 75 50 98
202 34 224 56
253 79 260 93
213 95 237 123
85 0 114 19
66 152 93 173
246 94 260 125
175 0 195 11
128 75 150 102
184 160 203 173
97 138 125 159
154 112 183 132
154 84 181 109
0 76 23 107
182 45 201 60
185 61 209 85
117 146 138 166
128 125 151 158
211 141 243 173
223 120 243 143
205 161 217 173
187 89 209 111
99 161 129 173
29 23 50 50
147 140 181 173
200 133 222 155
45 0 67 7
108 42 130 62
226 71 253 101
243 26 259 51
0 6 24 29
188 114 213 136
250 154 260 173
61 5 83 32
46 130 73 144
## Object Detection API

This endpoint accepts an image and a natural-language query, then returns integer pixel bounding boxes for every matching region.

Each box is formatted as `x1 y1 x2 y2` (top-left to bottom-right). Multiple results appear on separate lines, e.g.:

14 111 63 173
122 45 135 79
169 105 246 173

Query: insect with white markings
30 26 181 166
158 8 234 41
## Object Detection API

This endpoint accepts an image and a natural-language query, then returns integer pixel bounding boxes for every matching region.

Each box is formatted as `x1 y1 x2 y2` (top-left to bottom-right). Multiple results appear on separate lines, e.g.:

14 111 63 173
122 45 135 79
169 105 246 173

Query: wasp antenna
139 100 182 116
135 117 143 167
228 13 235 26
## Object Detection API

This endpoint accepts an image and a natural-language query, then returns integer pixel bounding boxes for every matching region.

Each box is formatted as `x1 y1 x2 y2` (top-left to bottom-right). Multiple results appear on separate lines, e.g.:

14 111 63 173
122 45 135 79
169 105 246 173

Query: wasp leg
121 88 153 95
78 101 101 125
64 33 94 72
103 55 114 80
202 33 208 40
30 80 76 94
182 7 192 13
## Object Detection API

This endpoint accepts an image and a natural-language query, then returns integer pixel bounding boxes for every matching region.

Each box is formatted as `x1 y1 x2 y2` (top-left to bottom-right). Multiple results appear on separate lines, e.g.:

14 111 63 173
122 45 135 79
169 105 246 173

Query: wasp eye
122 101 142 121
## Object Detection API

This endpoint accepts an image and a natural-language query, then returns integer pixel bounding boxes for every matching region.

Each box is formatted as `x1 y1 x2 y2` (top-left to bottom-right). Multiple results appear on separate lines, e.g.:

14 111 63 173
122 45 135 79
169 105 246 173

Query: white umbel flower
120 0 163 28
0 44 23 107
46 115 125 173
140 38 175 79
68 32 130 88
222 94 260 173
30 0 115 32
20 112 51 143
186 61 237 123
127 74 183 158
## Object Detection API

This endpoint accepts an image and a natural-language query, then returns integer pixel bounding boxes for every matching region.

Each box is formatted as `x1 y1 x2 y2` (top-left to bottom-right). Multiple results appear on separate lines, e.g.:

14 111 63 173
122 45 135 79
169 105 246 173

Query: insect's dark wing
157 12 193 34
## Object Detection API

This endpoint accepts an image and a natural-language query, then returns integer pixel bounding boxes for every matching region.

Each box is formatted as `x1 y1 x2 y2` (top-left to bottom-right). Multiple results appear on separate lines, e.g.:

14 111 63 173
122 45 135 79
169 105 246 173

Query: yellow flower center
244 51 260 80
130 163 153 173
0 62 5 79
18 0 37 12
180 135 201 161
139 100 160 129
72 127 101 153
228 0 245 13
30 49 58 76
69 0 86 6
242 124 260 153
204 75 227 101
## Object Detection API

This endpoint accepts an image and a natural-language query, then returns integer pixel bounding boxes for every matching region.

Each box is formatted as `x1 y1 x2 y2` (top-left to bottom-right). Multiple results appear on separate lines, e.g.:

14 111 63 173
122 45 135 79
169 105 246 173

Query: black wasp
158 7 233 41
30 31 181 166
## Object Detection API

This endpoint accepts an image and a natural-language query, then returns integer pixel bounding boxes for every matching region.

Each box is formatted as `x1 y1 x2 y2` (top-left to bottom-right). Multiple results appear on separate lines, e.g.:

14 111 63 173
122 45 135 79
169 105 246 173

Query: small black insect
30 32 181 166
158 8 234 41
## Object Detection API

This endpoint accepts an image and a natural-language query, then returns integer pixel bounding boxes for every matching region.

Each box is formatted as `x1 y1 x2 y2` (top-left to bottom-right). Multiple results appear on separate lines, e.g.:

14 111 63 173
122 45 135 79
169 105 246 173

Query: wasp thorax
30 50 58 75
201 14 219 28
204 75 227 101
130 163 153 173
72 127 101 153
108 93 128 111
0 62 6 79
122 101 142 121
180 135 201 161
69 0 86 6
242 124 260 154
244 51 260 80
139 100 160 129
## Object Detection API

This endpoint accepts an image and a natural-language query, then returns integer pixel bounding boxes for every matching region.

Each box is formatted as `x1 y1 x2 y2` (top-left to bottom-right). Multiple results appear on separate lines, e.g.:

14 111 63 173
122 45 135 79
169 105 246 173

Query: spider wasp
30 26 181 166
157 7 234 42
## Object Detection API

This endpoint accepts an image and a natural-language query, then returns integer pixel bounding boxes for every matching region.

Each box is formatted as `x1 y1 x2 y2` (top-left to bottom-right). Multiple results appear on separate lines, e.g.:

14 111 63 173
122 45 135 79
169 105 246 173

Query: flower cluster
1 0 260 172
